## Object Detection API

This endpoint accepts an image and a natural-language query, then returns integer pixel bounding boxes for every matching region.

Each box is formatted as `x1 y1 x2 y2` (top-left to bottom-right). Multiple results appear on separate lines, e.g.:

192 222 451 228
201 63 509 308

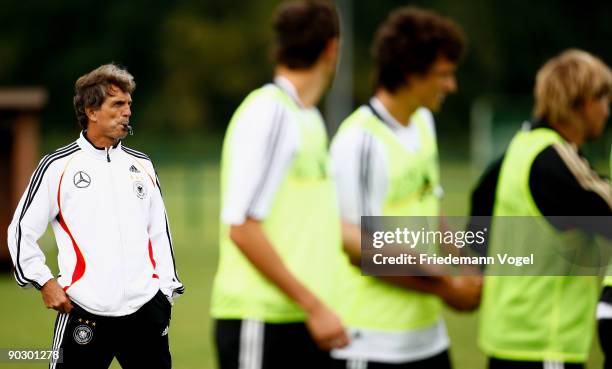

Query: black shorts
488 357 584 369
50 290 172 369
214 319 333 369
600 318 612 369
331 350 452 369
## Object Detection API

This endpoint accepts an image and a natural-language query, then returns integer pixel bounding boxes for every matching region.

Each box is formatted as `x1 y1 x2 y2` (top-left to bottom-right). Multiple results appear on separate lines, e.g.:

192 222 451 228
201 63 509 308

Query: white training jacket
7 132 184 316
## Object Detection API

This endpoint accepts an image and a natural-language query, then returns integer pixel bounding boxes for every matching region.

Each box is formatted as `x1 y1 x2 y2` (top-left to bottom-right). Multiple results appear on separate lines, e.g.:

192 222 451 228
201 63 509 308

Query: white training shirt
221 76 325 225
330 97 439 225
598 302 612 319
330 98 449 363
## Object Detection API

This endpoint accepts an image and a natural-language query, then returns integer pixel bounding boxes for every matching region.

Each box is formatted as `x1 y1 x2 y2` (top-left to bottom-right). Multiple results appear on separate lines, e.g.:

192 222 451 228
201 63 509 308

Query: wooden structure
0 88 47 271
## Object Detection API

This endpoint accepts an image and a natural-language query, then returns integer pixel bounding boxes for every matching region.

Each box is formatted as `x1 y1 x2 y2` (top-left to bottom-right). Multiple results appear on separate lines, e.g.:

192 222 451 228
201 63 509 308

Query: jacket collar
77 131 122 161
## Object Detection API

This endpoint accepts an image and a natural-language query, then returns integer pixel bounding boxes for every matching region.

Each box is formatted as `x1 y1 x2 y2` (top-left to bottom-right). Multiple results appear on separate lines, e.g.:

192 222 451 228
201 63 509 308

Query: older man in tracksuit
7 63 184 369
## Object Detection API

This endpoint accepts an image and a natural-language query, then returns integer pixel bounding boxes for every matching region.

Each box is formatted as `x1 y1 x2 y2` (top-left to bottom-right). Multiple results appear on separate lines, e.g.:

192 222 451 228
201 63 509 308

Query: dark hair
273 0 339 69
372 7 465 92
73 63 135 129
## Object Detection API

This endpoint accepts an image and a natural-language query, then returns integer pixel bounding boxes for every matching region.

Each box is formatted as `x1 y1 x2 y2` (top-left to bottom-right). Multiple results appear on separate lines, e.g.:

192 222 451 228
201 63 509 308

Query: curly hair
73 63 135 129
272 0 339 69
372 7 465 92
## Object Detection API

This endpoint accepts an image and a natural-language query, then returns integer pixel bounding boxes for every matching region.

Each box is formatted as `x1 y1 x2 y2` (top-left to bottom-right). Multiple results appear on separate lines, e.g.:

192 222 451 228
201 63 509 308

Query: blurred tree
350 0 611 156
0 0 610 138
142 0 278 134
0 0 172 134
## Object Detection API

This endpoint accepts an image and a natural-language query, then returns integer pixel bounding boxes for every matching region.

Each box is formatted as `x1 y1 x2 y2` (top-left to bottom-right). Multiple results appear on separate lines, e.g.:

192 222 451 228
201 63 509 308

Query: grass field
0 159 604 369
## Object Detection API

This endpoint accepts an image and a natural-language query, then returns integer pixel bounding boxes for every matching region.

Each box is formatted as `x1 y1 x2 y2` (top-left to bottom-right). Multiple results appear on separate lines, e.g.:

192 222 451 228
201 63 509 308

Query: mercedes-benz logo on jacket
73 171 91 188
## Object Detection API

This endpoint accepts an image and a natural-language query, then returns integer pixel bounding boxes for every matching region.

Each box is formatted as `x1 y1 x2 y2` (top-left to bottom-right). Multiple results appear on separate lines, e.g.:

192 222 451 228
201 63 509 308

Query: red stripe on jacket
148 239 159 279
57 172 86 291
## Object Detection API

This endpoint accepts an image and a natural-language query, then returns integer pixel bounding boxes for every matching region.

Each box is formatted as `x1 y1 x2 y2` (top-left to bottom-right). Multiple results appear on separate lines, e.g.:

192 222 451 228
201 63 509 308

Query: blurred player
598 147 612 369
330 7 481 369
210 1 350 368
473 49 612 369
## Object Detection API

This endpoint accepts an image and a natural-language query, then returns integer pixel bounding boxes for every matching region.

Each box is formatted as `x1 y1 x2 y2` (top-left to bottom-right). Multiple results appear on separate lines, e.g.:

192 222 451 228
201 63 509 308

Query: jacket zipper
107 156 127 311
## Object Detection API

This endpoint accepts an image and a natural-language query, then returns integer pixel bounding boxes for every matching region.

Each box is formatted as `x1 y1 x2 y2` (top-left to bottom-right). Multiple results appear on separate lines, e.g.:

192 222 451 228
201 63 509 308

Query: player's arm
331 128 480 311
530 143 612 235
340 221 362 265
222 96 347 350
7 156 72 313
342 221 480 310
147 166 184 303
331 131 448 295
230 219 348 349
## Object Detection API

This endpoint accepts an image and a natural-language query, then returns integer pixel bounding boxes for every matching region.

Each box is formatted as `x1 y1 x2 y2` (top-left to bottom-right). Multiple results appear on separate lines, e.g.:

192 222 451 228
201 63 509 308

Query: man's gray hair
73 63 135 129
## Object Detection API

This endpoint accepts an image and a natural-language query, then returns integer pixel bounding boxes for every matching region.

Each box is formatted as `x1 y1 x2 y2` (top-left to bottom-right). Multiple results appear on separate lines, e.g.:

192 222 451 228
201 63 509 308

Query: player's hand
440 276 482 311
305 300 349 351
41 279 73 313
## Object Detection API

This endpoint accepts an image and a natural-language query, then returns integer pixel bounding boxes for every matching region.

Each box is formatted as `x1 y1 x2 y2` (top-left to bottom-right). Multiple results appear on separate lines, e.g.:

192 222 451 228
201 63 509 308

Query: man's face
581 95 610 140
408 56 458 112
88 85 132 141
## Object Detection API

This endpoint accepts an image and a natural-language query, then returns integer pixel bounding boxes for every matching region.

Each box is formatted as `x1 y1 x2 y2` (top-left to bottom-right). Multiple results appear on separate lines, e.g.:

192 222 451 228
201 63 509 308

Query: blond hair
73 63 135 129
534 49 612 125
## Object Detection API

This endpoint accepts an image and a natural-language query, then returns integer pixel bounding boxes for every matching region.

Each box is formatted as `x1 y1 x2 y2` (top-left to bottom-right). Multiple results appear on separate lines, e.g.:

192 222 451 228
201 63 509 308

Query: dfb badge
73 325 93 345
133 181 147 199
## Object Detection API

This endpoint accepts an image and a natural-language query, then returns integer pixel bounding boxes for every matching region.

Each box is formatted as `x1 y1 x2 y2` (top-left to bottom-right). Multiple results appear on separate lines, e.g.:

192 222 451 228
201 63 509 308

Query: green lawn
0 160 603 368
